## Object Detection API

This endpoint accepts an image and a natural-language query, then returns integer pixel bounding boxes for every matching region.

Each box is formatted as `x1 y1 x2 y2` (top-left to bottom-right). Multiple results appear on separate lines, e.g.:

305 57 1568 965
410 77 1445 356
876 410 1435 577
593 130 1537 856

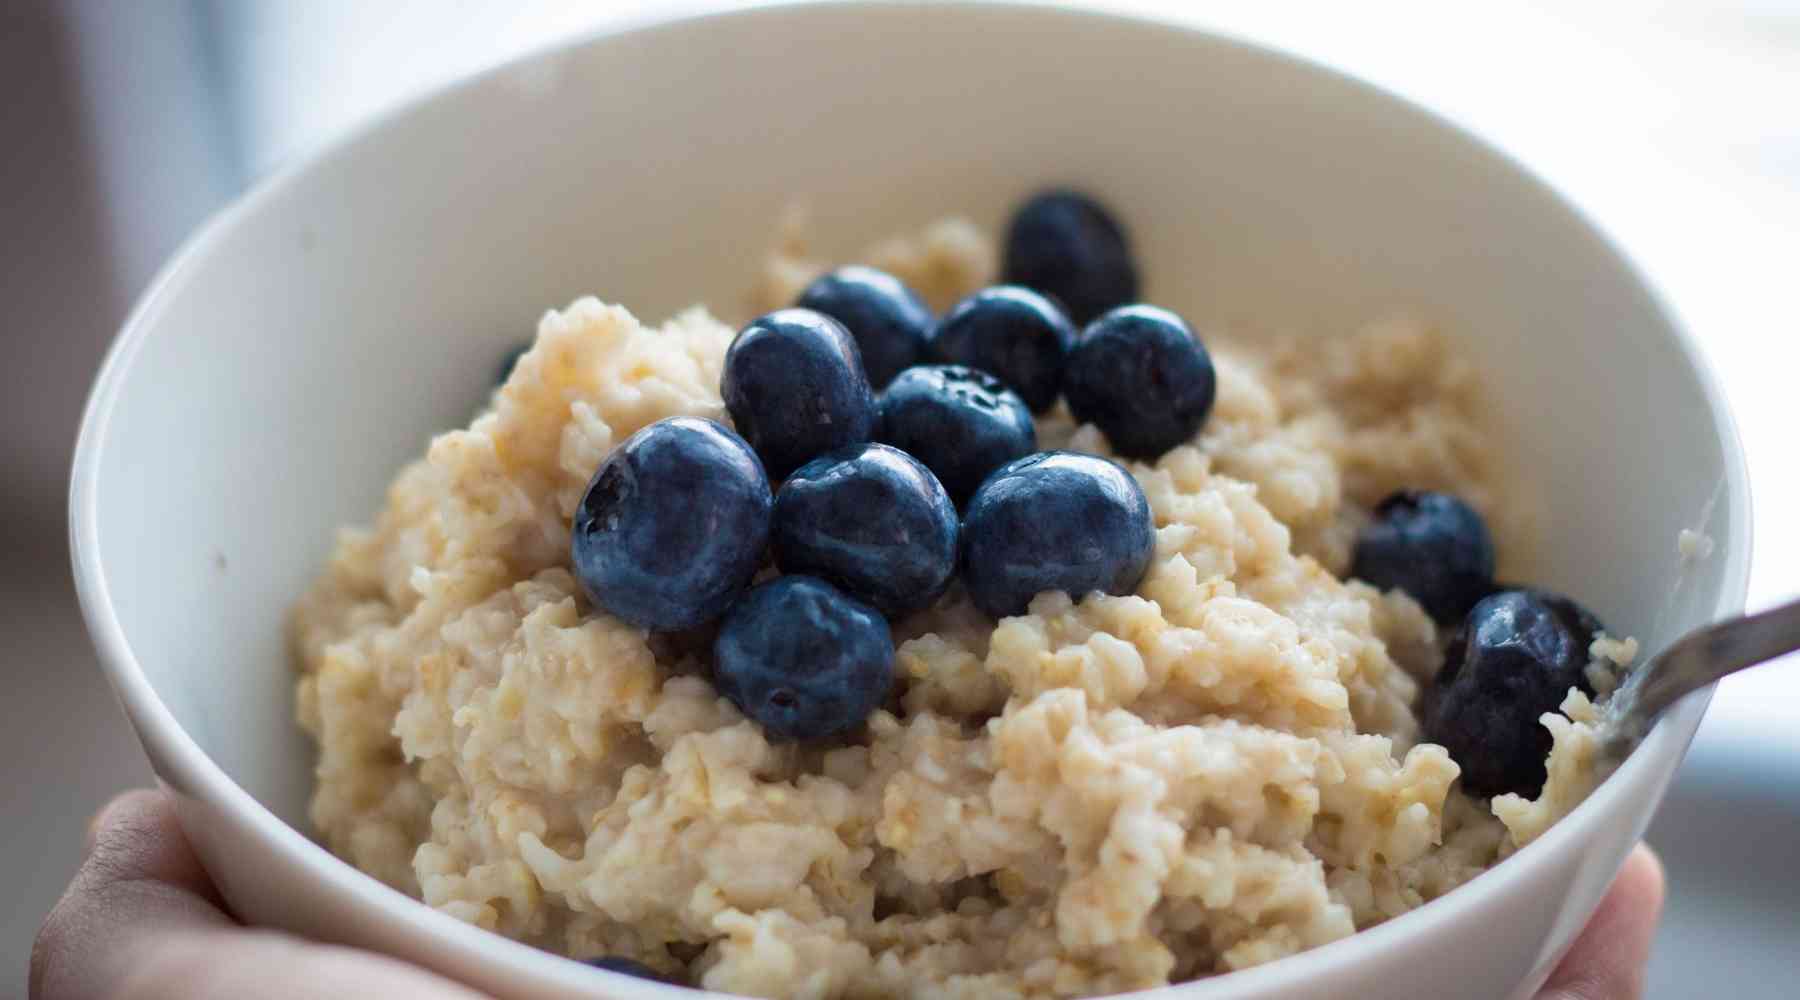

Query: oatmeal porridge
293 205 1630 997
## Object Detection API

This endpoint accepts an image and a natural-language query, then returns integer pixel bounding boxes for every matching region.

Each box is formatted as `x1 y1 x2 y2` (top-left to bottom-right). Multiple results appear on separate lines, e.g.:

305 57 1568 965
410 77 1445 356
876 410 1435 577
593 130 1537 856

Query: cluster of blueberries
571 191 1212 747
540 193 1617 983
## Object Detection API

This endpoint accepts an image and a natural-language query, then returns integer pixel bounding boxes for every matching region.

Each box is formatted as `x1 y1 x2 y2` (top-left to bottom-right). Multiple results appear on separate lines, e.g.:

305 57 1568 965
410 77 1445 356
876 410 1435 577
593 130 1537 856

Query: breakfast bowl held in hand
70 4 1748 999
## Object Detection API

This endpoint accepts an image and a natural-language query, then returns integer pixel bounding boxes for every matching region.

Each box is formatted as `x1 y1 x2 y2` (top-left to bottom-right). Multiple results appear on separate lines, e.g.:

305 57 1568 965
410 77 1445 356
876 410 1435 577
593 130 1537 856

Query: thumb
1536 844 1667 1000
32 788 489 1000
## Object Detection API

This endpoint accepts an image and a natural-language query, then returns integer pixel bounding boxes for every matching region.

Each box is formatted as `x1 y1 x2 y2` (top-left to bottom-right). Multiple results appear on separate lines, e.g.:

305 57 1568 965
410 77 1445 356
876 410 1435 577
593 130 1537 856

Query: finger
1537 844 1667 1000
35 788 238 1000
85 789 231 907
34 789 490 1000
107 932 498 1000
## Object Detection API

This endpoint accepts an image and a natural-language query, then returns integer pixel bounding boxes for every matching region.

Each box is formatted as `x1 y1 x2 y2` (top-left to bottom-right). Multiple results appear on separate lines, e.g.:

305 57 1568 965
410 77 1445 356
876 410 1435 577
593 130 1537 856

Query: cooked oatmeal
293 216 1625 997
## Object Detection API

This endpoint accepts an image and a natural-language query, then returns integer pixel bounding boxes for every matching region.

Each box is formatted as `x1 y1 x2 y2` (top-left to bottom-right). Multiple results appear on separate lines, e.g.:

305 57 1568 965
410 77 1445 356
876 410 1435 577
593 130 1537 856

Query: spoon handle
1606 596 1800 748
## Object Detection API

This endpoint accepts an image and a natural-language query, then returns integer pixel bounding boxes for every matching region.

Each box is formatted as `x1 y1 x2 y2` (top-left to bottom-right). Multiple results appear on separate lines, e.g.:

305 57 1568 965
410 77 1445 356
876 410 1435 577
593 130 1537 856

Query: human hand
30 789 487 999
1535 843 1666 1000
32 788 1666 999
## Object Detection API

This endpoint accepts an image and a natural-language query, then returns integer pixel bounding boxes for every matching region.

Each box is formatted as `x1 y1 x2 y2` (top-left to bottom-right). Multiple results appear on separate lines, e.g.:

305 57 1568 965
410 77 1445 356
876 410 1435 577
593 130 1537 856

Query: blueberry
722 308 877 481
1352 490 1497 624
1002 189 1139 325
1423 588 1604 798
713 575 895 741
961 451 1155 618
572 417 772 631
876 365 1036 509
928 286 1076 412
771 443 959 618
796 266 933 389
1062 305 1216 459
497 341 531 385
585 957 670 982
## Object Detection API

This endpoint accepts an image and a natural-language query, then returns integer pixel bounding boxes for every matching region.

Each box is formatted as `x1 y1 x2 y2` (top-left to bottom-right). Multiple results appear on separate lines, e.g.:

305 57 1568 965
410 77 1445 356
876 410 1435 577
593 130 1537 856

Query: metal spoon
1598 596 1800 760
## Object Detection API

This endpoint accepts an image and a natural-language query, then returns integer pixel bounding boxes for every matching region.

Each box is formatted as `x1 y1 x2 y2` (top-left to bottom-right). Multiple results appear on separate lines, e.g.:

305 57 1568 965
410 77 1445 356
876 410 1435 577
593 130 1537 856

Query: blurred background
4 0 1796 996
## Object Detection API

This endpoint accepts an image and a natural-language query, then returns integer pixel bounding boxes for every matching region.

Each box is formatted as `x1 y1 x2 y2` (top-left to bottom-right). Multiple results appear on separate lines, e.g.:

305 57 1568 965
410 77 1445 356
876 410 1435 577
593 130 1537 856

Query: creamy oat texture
294 217 1624 996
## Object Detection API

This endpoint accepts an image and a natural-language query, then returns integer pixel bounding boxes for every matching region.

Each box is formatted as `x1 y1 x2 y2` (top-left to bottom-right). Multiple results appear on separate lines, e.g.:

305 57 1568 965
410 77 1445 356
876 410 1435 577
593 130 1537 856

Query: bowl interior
76 0 1746 987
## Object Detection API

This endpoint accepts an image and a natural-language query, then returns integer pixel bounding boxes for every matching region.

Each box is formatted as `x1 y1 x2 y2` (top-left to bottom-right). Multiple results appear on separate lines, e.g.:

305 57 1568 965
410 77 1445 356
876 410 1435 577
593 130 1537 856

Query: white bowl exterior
71 4 1750 999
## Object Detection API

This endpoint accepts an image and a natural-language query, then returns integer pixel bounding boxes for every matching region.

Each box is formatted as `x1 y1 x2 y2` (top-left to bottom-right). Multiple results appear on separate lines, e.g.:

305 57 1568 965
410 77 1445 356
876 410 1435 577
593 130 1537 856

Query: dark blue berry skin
722 308 877 481
571 417 772 632
1423 589 1603 798
1062 305 1216 460
928 286 1077 413
712 576 895 742
1352 490 1497 624
796 266 933 390
1002 189 1139 326
773 444 959 618
585 957 670 982
876 365 1036 510
497 341 531 385
960 451 1155 618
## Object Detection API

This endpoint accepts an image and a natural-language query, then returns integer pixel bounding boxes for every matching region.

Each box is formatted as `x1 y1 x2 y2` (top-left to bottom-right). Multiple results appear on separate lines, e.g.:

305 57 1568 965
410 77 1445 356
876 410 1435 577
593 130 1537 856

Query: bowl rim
67 1 1753 996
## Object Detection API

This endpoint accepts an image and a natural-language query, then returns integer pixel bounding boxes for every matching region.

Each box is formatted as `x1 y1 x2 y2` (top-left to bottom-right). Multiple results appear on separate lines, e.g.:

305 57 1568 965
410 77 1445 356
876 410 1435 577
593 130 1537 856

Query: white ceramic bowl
71 4 1750 998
